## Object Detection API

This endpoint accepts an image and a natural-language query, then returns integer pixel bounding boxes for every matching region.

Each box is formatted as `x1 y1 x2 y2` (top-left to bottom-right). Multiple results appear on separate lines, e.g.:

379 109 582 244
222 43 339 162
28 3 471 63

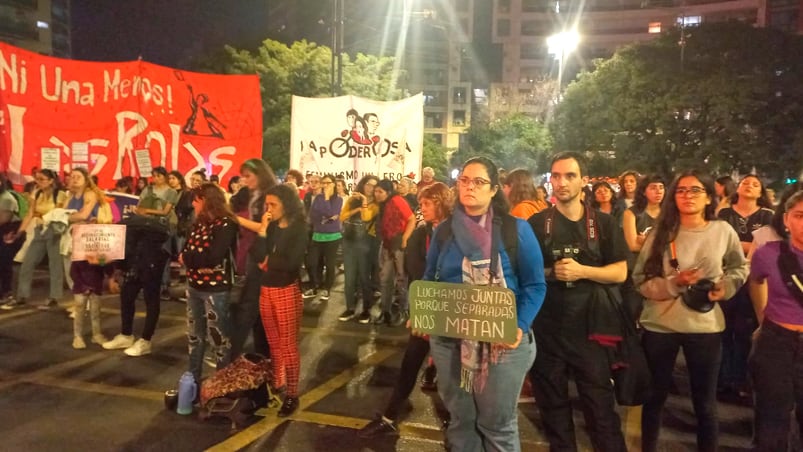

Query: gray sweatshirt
633 220 748 334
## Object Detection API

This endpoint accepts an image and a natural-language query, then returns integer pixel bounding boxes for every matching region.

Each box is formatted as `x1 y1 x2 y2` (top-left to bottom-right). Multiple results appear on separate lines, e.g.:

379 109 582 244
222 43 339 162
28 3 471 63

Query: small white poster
135 149 153 177
72 142 89 163
71 224 127 262
40 147 60 171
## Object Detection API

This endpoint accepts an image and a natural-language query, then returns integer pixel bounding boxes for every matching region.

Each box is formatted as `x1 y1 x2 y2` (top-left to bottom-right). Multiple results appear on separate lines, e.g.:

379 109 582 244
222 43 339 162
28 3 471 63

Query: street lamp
547 30 580 96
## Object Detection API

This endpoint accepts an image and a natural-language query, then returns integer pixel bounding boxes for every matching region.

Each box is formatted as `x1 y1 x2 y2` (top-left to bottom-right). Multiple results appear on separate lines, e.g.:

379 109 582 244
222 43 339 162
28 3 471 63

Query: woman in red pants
254 183 308 417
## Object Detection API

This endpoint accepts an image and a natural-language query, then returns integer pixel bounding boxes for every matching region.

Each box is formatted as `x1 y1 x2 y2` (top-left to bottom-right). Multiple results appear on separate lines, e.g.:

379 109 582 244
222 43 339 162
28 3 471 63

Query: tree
193 39 404 171
553 22 803 179
421 135 450 179
452 113 553 174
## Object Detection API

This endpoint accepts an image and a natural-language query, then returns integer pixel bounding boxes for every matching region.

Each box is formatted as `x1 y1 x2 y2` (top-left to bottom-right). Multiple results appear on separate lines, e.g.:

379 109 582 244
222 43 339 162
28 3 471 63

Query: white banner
290 94 424 189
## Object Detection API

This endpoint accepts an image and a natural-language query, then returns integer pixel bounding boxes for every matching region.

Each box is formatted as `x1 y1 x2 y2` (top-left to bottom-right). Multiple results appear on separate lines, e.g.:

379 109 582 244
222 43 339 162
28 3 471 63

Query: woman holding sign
422 157 546 452
65 167 110 349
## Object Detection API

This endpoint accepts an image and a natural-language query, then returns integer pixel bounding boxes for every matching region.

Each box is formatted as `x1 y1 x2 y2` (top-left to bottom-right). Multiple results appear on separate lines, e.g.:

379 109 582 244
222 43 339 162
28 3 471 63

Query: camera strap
542 205 600 261
669 241 680 272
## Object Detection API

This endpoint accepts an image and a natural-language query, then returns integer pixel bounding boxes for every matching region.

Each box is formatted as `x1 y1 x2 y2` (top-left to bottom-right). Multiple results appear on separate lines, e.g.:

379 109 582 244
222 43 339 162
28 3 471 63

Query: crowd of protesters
1 150 802 451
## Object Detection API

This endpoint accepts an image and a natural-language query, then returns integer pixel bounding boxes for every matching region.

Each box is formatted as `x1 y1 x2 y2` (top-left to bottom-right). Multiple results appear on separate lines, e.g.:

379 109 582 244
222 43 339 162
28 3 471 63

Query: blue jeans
17 227 63 300
186 287 233 382
430 332 536 452
342 238 372 312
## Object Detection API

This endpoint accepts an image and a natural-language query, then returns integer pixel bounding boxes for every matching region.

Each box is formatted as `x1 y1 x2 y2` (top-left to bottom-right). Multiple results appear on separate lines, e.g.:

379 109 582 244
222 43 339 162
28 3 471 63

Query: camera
551 245 580 288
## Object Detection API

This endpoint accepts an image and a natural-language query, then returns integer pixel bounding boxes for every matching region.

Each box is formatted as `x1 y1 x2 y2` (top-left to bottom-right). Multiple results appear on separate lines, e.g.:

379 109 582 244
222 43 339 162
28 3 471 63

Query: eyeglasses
675 186 706 197
322 181 334 185
457 177 492 188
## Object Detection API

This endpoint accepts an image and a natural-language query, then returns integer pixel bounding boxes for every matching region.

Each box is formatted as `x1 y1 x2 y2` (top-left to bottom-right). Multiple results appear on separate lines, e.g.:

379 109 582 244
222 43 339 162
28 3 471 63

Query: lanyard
669 241 679 272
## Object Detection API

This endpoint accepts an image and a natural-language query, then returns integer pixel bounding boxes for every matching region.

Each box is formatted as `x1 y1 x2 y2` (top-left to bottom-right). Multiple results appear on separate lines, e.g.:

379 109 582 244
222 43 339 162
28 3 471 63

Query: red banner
0 42 262 189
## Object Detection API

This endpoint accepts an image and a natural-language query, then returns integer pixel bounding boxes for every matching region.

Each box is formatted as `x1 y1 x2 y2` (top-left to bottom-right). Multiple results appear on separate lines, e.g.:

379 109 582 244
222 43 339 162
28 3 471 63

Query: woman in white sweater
633 170 748 452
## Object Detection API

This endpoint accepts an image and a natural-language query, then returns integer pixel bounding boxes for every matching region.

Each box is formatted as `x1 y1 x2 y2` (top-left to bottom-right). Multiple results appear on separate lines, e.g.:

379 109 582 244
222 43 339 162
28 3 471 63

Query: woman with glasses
716 175 773 399
373 179 416 325
2 169 67 310
423 157 545 451
304 174 343 304
633 170 748 452
338 175 379 324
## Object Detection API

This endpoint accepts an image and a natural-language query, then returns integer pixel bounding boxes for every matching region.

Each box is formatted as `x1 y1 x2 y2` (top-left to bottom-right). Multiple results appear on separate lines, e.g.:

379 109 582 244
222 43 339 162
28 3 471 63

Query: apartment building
489 0 767 119
0 0 70 57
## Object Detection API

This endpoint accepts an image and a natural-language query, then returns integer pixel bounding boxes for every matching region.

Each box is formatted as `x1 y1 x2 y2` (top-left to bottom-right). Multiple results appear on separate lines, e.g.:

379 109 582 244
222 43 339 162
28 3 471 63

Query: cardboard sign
40 147 60 171
135 149 153 176
408 280 518 344
72 142 89 164
71 224 126 262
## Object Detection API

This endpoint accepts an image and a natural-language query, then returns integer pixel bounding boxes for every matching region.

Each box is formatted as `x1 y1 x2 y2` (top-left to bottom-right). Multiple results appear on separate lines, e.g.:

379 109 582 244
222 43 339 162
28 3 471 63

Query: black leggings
120 256 168 341
307 239 341 291
384 334 431 420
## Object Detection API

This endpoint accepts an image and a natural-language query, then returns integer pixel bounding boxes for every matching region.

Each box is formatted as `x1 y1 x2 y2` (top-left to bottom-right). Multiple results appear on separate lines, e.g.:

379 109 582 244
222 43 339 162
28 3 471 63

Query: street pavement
0 268 756 451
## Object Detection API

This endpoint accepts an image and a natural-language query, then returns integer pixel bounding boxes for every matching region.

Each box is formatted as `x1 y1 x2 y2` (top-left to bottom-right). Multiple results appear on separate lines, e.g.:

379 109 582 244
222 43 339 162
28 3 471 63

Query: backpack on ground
198 354 281 430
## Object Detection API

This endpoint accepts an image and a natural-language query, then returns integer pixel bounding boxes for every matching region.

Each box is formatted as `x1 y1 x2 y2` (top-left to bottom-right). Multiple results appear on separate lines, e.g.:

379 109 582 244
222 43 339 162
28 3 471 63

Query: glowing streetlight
547 30 580 94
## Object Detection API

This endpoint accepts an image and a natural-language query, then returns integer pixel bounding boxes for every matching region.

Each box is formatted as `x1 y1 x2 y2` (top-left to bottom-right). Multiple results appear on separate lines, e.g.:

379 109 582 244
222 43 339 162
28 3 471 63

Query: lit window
648 22 661 33
677 15 702 26
37 21 49 29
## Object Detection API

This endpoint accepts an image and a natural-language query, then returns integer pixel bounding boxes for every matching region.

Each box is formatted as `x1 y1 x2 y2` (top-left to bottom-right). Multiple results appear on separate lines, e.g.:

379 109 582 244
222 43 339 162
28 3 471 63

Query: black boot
278 396 299 417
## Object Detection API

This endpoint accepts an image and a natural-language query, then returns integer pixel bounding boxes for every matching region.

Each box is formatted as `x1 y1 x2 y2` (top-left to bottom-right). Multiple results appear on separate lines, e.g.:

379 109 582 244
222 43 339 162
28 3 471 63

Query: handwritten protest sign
71 224 126 262
408 280 518 344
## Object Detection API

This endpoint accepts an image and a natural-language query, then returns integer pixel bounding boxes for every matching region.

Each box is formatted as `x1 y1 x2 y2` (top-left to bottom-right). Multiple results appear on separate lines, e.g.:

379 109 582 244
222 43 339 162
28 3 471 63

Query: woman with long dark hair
633 170 748 452
373 178 416 325
230 158 278 359
716 174 774 398
423 156 545 451
180 183 238 383
621 174 665 319
2 169 67 310
255 183 308 417
165 170 194 297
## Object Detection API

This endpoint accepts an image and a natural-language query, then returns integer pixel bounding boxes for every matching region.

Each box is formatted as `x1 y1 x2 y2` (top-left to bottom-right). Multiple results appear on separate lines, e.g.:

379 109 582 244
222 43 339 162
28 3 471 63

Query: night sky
70 0 322 67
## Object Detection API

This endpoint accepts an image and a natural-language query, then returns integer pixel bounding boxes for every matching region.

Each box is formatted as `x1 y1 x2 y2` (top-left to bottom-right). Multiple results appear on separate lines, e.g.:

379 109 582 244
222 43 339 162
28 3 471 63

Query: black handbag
342 218 366 241
608 287 653 406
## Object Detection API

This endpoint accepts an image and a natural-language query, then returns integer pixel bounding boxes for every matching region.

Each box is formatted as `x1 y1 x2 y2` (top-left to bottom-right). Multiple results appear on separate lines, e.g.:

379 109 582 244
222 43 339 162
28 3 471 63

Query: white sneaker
124 338 152 357
72 336 86 349
92 334 109 345
102 334 135 350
